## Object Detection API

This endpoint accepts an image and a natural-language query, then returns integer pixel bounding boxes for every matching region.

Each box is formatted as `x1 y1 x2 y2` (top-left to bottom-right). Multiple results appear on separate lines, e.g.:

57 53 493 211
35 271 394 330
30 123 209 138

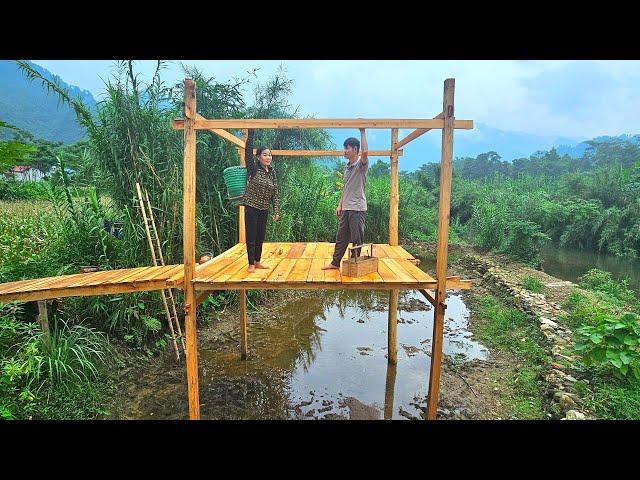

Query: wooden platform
0 265 182 303
0 242 471 303
181 242 471 291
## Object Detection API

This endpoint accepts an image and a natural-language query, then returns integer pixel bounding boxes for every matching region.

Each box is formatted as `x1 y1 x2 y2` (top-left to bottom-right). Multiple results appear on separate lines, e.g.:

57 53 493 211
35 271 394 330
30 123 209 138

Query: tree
0 121 36 169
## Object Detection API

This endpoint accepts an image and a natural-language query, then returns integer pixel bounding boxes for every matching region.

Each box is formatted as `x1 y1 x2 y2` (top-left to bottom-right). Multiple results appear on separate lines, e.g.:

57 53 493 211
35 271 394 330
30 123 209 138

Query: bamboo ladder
135 182 185 361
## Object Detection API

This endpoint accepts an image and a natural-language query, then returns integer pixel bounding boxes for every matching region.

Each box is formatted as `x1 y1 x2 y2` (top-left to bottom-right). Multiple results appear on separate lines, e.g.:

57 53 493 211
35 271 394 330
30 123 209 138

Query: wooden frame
177 78 469 420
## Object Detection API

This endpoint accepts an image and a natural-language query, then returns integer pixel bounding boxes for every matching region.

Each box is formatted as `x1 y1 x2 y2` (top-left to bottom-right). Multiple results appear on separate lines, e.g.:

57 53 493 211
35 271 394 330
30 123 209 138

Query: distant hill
555 134 640 158
0 60 97 144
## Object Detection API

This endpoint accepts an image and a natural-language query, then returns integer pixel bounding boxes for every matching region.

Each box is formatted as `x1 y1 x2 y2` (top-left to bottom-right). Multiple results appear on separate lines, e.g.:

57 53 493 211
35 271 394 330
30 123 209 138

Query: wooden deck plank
380 258 416 283
396 259 434 282
372 244 390 258
342 270 384 284
265 258 296 283
307 257 326 282
301 242 318 259
208 255 249 282
286 242 307 259
318 243 335 259
324 266 342 282
376 244 400 258
0 276 66 295
228 244 283 282
194 258 237 282
376 259 409 283
287 258 313 282
390 245 416 261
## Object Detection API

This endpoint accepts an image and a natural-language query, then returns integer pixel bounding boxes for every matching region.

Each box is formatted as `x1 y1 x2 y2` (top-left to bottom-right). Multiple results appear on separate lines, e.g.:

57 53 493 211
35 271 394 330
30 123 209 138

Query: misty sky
32 60 640 142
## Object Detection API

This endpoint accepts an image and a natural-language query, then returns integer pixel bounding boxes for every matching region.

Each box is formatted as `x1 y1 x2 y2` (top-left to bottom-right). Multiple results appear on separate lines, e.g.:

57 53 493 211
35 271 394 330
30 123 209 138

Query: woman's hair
244 129 270 178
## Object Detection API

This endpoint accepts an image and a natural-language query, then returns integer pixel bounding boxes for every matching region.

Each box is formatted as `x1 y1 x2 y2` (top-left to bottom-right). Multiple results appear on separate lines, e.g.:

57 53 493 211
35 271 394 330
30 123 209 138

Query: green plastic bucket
223 166 247 205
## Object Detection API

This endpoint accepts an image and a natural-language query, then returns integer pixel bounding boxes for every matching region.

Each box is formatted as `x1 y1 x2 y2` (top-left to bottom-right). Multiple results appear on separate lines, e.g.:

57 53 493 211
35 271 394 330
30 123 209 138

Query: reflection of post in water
384 359 397 420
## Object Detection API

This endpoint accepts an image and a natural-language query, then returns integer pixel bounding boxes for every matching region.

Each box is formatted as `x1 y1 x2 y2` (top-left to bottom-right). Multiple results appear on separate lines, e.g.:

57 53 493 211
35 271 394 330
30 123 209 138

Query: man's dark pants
331 210 366 267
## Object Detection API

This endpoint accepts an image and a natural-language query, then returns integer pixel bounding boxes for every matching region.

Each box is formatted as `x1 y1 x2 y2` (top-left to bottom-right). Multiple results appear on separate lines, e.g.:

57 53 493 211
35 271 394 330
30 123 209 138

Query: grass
472 294 549 419
521 276 544 293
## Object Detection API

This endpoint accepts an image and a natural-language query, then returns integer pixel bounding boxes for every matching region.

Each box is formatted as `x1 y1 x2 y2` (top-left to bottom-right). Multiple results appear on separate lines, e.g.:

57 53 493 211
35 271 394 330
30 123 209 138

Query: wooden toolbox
340 244 378 277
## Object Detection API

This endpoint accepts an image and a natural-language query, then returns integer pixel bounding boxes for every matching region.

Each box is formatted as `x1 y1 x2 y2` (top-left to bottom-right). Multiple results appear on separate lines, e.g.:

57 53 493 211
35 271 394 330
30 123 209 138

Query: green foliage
573 311 640 381
0 302 111 419
0 179 51 200
0 120 38 168
522 276 544 293
579 268 636 303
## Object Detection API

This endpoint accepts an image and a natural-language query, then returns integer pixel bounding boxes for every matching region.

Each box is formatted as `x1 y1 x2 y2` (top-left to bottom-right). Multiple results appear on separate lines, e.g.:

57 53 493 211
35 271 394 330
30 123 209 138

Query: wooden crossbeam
195 114 246 148
251 149 403 157
396 112 445 149
172 118 473 130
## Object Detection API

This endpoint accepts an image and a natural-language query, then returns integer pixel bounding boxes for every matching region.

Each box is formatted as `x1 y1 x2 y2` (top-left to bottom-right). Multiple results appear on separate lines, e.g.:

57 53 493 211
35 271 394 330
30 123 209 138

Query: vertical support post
388 290 398 365
384 360 397 420
388 128 400 366
238 128 248 244
239 290 248 360
389 128 399 246
426 78 455 420
37 301 50 349
183 79 200 420
238 129 249 360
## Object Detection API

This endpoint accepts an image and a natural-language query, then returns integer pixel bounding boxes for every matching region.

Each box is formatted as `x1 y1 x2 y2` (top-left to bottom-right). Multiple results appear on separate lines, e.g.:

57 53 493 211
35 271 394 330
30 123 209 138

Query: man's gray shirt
342 158 368 211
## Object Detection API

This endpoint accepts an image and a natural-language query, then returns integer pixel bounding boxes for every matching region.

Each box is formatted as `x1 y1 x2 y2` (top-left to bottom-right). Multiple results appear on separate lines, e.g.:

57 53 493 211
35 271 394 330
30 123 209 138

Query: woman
242 130 280 273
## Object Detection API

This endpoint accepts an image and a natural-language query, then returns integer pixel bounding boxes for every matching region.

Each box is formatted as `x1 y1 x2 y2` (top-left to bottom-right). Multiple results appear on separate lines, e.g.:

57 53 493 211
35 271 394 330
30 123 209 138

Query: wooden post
388 290 398 365
183 79 200 420
388 128 400 367
240 290 248 360
37 301 50 349
389 128 399 246
426 78 455 420
238 128 248 244
384 358 397 420
238 129 248 360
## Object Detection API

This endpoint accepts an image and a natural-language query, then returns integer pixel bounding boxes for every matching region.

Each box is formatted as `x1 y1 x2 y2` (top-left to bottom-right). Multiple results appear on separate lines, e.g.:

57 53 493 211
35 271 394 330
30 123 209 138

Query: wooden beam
251 149 403 157
172 118 473 130
389 129 399 246
388 290 398 365
396 112 444 149
238 129 248 244
37 300 50 349
417 288 437 307
0 279 178 303
183 79 200 420
427 78 455 421
195 114 246 148
190 280 470 291
239 289 248 360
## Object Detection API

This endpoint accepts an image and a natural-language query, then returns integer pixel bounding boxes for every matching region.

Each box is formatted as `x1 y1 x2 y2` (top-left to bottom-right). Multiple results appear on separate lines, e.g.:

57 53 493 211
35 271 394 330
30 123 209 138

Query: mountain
0 60 97 144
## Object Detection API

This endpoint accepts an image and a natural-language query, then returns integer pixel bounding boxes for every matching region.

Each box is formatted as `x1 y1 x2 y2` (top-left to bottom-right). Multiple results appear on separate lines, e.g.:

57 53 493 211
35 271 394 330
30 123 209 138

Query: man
322 128 369 270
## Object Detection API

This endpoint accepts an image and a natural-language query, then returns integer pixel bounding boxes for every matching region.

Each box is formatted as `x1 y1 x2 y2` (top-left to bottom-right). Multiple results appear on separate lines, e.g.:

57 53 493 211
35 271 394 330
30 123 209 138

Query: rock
539 317 559 328
305 409 316 417
551 363 566 370
565 410 586 420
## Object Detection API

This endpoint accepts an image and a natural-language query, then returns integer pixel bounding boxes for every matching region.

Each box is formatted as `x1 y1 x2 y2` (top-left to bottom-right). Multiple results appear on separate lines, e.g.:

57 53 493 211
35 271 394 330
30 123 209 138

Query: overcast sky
32 60 640 141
